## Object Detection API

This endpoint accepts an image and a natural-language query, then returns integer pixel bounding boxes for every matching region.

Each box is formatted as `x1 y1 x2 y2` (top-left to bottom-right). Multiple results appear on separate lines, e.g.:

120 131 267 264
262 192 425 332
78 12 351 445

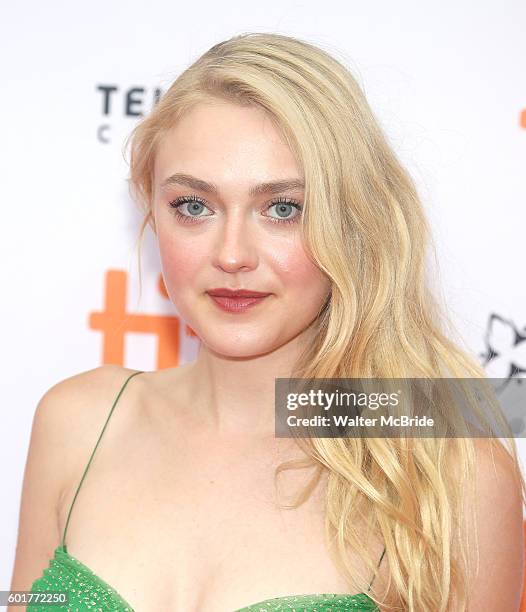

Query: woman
10 32 525 611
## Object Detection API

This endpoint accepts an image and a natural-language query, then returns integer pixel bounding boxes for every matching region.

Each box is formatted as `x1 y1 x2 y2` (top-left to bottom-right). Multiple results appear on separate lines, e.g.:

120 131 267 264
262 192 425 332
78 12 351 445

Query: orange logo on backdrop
89 269 198 369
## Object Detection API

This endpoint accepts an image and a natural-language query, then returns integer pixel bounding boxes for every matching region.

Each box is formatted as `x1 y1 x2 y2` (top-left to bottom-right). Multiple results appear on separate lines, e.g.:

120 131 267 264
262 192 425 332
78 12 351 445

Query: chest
56 429 367 611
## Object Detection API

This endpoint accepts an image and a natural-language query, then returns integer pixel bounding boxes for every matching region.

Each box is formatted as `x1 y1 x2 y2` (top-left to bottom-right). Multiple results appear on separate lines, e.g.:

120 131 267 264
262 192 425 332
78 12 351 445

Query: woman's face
152 100 331 358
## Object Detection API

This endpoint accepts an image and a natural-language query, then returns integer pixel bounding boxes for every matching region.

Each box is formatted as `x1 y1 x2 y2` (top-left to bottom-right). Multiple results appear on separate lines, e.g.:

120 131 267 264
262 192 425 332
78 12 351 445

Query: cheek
156 229 207 292
268 243 331 298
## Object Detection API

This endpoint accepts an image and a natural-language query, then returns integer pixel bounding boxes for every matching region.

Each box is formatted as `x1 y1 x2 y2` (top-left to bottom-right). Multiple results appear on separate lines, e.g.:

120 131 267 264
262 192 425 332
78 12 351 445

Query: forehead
153 101 302 189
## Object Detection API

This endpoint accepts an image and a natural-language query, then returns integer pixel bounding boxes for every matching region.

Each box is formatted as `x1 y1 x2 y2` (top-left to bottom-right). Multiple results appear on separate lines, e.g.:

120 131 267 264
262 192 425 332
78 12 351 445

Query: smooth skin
9 101 524 611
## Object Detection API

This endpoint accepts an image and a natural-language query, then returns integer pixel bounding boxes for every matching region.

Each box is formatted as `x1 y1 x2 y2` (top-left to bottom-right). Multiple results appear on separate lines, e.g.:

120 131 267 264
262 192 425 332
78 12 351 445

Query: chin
199 331 285 360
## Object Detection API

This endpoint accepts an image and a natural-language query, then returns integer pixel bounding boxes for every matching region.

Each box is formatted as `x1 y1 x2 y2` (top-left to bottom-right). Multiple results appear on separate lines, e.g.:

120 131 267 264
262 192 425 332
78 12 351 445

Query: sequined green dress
28 371 385 611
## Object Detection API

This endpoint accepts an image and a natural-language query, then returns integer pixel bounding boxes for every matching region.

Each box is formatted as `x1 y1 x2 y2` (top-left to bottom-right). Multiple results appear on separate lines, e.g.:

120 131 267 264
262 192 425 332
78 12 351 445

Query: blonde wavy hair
123 32 526 611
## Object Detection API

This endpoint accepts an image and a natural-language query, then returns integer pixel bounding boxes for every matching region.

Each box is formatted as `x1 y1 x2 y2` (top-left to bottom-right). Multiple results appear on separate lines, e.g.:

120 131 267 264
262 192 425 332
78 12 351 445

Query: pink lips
206 288 271 313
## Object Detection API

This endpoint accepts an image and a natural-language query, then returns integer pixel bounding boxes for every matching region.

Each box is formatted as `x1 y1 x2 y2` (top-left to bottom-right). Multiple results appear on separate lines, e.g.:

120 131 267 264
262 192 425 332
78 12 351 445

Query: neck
186 325 316 438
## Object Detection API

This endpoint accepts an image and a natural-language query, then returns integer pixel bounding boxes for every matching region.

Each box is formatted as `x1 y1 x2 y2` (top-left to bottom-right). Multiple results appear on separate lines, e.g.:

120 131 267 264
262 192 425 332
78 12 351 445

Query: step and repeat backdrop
2 0 525 602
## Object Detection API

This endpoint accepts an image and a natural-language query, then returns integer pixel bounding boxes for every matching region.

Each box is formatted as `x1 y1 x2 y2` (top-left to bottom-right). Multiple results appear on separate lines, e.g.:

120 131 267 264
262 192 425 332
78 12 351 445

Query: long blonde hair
123 32 526 611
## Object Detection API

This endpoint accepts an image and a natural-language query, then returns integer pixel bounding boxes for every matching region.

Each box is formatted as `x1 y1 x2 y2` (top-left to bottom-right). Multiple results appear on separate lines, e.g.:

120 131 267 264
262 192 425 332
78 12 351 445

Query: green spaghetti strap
61 370 144 551
367 546 386 593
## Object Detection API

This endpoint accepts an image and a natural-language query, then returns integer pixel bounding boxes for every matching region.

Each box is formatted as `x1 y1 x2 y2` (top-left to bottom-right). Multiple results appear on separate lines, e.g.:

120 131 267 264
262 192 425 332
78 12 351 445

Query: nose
212 209 259 273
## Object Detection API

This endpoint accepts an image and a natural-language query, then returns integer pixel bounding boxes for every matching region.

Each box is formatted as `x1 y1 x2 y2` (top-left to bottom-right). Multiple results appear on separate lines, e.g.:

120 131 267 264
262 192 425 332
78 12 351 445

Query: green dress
28 371 385 611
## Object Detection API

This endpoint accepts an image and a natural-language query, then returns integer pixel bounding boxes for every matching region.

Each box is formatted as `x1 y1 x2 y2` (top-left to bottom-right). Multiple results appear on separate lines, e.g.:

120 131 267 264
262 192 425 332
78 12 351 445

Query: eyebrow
160 173 305 196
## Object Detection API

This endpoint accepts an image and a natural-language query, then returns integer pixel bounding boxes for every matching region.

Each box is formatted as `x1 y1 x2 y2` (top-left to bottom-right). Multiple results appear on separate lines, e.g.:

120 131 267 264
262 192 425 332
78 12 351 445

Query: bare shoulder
37 364 143 421
9 365 142 595
36 363 190 463
46 365 151 490
463 437 525 610
32 365 143 466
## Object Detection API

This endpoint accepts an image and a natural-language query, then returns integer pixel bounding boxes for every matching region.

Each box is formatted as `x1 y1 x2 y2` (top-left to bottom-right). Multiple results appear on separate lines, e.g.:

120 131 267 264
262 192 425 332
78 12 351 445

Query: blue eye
167 194 303 225
168 195 212 223
266 197 303 224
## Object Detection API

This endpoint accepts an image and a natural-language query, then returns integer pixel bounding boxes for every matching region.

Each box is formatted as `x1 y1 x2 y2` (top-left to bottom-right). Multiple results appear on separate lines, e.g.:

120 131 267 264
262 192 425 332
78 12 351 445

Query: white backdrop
2 0 525 595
